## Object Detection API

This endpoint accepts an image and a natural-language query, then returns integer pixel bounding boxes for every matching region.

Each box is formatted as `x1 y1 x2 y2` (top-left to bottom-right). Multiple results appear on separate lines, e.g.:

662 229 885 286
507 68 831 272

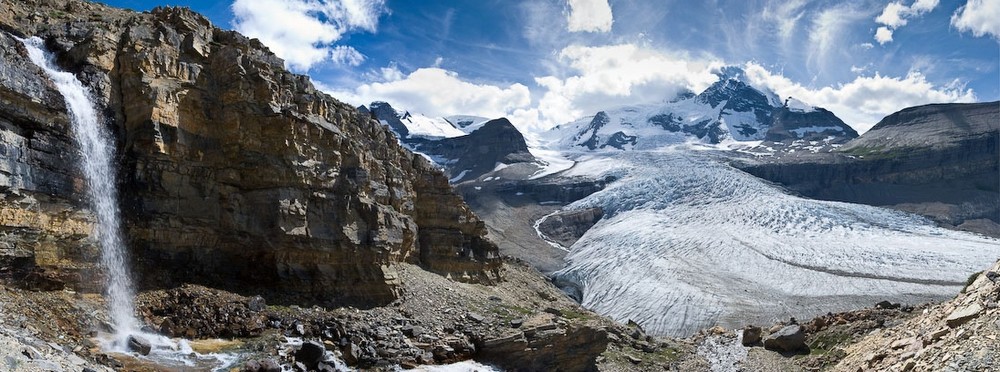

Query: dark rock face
763 325 806 352
409 118 536 181
366 101 409 138
577 111 611 150
363 103 537 182
738 102 999 237
536 208 603 248
765 107 858 143
697 78 774 132
602 131 637 150
494 176 616 205
0 0 500 305
0 28 102 292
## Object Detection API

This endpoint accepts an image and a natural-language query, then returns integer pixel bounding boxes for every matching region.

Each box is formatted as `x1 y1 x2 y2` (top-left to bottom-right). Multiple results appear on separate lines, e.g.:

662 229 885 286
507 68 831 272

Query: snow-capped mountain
545 67 857 150
361 102 539 182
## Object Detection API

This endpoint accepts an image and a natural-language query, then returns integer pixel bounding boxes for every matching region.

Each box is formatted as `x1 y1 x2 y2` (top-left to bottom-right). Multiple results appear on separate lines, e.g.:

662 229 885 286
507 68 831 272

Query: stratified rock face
0 0 500 305
0 31 102 291
536 208 603 248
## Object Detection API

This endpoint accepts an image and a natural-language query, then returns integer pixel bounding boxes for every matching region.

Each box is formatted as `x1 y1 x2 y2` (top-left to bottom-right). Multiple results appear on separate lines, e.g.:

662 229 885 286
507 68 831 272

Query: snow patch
790 126 844 138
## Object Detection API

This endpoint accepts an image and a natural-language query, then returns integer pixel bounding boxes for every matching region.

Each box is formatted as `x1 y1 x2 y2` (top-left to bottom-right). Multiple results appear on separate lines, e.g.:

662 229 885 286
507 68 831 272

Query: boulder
294 340 326 370
741 325 762 346
763 325 807 353
945 304 982 328
127 335 152 356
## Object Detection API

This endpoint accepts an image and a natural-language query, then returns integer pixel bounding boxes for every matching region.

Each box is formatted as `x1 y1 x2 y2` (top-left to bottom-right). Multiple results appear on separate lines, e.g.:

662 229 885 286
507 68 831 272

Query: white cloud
566 0 614 33
332 68 532 120
231 0 386 71
873 0 939 44
875 2 910 28
761 0 808 41
330 45 366 66
531 44 722 129
743 62 976 133
875 26 894 44
808 5 869 75
951 0 1000 39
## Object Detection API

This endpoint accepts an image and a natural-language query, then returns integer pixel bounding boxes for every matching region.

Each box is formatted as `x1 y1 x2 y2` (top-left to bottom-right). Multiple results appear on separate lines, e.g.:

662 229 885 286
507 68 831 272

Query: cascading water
18 36 138 347
18 36 240 369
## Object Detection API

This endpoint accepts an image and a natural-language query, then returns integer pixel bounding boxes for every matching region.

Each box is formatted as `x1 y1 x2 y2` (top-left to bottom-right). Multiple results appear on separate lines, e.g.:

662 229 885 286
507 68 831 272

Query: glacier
551 148 1000 337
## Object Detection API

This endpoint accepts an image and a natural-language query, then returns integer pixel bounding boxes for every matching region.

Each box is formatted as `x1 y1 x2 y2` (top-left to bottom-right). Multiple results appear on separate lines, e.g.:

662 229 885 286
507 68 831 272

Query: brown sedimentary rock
0 1 500 305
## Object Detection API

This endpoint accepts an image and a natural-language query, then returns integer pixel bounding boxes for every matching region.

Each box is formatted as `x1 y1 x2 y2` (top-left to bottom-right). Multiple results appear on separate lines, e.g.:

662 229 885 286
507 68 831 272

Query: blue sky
97 0 999 133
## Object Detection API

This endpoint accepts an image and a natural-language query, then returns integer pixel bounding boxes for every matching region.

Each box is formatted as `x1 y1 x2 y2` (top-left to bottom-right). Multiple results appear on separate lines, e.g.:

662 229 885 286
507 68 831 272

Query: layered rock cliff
0 0 500 306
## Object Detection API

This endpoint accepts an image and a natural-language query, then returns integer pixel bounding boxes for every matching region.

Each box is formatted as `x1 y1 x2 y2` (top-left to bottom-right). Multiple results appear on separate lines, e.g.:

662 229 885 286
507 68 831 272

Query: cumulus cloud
528 44 722 129
951 0 1000 39
566 0 614 33
875 26 894 44
332 68 532 119
231 0 385 71
873 0 939 44
743 62 976 133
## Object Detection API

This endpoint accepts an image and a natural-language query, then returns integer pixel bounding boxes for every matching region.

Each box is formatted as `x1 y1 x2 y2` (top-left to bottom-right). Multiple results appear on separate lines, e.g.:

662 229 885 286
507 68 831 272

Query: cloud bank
231 0 385 71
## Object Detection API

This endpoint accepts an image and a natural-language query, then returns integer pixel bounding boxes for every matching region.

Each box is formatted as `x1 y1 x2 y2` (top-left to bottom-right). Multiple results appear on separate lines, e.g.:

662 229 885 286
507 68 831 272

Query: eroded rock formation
0 0 499 306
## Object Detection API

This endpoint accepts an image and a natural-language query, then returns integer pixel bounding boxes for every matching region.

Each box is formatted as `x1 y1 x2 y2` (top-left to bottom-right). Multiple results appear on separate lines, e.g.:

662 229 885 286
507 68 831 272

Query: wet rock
945 304 982 328
741 325 762 346
294 340 325 370
763 325 807 353
127 335 151 356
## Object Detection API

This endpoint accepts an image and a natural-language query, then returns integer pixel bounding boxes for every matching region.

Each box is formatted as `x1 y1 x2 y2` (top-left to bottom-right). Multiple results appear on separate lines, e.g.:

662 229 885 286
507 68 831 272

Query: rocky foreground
3 260 998 371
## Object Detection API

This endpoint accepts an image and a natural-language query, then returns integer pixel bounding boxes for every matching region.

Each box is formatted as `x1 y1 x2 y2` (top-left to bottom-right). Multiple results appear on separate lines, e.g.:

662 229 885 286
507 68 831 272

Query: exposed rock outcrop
834 261 1000 371
536 207 603 248
408 118 536 182
764 106 858 143
0 0 500 305
0 30 101 291
362 101 538 183
737 102 999 237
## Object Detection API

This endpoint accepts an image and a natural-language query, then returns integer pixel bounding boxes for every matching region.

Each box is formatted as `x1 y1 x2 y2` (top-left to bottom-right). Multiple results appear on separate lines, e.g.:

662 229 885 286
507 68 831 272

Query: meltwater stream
20 37 237 369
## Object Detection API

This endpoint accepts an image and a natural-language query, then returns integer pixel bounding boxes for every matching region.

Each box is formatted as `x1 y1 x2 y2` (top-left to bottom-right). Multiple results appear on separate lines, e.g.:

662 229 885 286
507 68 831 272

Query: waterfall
18 37 139 346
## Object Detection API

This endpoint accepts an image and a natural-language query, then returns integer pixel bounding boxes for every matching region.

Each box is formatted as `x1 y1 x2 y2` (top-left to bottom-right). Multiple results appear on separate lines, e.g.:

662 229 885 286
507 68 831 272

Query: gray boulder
763 325 807 352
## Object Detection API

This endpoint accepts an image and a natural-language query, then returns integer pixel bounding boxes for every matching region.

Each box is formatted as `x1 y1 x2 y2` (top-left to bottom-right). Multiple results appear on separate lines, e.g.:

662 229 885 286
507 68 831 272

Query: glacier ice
552 148 1000 337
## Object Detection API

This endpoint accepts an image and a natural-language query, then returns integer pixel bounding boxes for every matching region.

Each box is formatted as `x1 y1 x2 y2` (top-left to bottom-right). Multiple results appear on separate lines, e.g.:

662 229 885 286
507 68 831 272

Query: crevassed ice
554 149 1000 337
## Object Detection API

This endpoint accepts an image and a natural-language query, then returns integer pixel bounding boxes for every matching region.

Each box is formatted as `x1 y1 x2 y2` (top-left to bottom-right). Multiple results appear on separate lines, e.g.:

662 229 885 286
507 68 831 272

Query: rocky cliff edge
0 0 500 307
